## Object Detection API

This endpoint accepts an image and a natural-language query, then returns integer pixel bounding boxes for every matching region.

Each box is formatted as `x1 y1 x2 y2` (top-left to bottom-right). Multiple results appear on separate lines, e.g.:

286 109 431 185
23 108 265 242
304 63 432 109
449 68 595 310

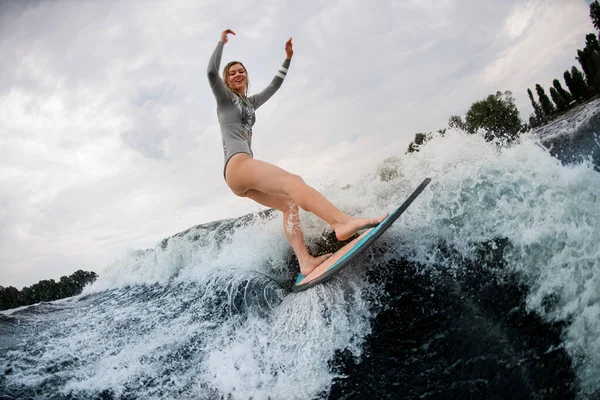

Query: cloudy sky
0 0 594 288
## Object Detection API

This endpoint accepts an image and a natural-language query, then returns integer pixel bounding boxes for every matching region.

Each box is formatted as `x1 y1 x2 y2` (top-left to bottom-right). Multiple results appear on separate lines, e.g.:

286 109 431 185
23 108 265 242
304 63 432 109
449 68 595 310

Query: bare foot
333 214 388 241
299 253 332 277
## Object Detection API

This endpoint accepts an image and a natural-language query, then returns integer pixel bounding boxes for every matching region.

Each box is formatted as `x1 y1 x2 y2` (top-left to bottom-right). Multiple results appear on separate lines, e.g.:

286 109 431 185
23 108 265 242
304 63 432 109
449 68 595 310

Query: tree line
408 1 600 150
0 269 98 311
525 1 600 127
528 30 598 128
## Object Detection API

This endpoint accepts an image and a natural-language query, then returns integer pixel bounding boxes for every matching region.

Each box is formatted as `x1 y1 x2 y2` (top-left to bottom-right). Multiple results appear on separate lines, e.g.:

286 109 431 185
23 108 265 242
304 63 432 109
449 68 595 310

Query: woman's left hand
285 38 293 60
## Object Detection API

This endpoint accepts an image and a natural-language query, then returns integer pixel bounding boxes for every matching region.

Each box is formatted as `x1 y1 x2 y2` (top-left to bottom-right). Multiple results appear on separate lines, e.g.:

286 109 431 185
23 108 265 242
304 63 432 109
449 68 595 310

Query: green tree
586 33 600 53
571 65 590 99
590 1 600 32
70 270 98 288
0 286 20 310
448 115 469 131
19 286 34 305
552 79 573 105
550 87 567 111
564 70 575 99
528 115 538 129
527 88 545 124
536 84 555 116
463 91 524 141
592 51 600 91
59 276 77 298
577 46 600 92
0 270 98 311
577 48 594 89
407 133 428 153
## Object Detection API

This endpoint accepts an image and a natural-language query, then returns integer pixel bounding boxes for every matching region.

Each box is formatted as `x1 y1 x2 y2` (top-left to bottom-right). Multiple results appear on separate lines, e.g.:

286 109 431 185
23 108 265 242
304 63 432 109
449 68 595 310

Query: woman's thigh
226 155 302 196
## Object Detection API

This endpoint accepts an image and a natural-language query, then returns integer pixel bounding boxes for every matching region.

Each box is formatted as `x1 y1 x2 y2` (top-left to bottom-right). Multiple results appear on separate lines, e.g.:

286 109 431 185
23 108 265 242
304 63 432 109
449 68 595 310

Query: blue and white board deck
292 178 431 292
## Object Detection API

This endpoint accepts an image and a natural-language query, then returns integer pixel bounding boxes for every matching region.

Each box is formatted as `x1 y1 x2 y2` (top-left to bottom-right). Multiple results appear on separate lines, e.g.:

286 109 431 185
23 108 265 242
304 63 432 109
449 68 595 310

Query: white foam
384 131 600 393
200 278 373 399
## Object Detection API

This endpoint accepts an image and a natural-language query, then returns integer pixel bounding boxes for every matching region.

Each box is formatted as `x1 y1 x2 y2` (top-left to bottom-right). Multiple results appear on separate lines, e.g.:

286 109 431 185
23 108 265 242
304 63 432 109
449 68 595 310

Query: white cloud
481 0 592 114
505 1 537 38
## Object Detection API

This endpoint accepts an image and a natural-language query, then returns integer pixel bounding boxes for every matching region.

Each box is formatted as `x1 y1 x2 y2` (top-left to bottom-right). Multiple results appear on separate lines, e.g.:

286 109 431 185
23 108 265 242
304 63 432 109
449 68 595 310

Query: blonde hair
222 61 250 96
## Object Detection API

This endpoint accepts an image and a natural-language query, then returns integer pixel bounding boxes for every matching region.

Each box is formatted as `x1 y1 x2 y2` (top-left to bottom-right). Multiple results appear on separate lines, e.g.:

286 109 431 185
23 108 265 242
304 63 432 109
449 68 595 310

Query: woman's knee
285 173 305 191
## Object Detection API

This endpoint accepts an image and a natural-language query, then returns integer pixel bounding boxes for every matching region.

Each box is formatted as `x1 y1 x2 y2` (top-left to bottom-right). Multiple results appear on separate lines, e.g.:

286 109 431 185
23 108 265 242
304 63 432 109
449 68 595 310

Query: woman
207 29 386 277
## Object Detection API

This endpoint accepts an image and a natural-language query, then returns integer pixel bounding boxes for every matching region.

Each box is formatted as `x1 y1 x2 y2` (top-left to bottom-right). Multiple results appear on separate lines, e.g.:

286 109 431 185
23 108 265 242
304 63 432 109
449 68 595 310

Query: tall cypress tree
591 51 600 91
527 88 545 123
550 87 567 111
529 115 538 129
536 84 555 116
570 66 589 99
553 79 573 105
577 47 600 91
586 33 600 53
591 1 600 32
564 70 577 99
577 48 594 88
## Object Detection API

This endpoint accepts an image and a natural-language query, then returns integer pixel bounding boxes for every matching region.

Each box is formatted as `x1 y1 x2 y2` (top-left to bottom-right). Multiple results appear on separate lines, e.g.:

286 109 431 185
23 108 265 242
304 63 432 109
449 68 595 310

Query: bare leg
245 190 332 276
227 155 387 240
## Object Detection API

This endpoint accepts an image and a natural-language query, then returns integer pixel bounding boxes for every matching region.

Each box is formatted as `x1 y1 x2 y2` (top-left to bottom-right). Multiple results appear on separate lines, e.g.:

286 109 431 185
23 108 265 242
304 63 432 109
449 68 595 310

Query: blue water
1 105 599 399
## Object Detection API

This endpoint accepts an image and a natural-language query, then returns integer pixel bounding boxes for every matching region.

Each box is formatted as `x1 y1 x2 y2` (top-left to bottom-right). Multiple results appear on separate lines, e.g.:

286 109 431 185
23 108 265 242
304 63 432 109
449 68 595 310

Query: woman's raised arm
207 29 236 103
250 38 293 110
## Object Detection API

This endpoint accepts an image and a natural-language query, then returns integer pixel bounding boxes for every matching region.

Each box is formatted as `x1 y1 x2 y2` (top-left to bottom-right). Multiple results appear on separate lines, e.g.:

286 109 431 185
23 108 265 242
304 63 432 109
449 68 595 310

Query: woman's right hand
220 29 236 43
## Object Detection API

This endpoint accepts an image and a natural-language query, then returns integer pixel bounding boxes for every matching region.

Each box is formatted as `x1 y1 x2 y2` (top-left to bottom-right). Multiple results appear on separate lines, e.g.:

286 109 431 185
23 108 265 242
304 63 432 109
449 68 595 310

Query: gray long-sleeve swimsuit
207 41 291 180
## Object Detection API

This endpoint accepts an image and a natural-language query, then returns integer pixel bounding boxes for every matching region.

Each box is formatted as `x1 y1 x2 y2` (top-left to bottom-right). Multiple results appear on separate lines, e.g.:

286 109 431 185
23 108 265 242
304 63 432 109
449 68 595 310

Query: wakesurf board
292 177 431 292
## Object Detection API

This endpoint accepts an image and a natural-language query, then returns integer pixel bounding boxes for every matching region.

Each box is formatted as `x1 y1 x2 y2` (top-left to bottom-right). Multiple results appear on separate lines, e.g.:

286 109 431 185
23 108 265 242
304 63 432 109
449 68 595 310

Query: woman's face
227 63 247 93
